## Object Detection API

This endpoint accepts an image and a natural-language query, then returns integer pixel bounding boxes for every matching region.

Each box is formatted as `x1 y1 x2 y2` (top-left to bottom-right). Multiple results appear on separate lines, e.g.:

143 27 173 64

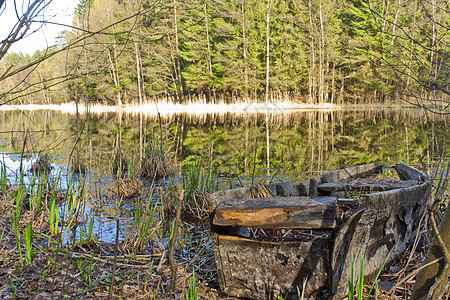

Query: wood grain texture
213 197 338 229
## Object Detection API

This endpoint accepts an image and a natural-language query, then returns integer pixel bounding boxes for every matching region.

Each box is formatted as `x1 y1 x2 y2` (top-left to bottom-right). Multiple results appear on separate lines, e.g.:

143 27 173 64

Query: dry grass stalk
30 154 52 173
71 156 87 174
183 188 212 222
169 190 185 291
139 155 174 179
112 151 128 176
122 220 162 254
116 177 144 199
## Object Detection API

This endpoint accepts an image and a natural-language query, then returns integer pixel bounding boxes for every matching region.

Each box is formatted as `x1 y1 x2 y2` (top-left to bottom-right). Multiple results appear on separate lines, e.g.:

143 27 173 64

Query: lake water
0 106 448 244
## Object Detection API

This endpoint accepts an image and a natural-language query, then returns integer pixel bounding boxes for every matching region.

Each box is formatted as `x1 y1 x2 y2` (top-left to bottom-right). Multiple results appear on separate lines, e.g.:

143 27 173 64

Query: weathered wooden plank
321 163 381 183
336 198 358 206
275 181 298 197
267 181 307 197
395 162 428 181
213 233 331 299
296 183 307 196
317 182 346 193
317 181 417 194
209 185 276 210
308 178 319 196
213 197 338 229
268 181 299 197
209 186 253 210
330 209 365 299
330 181 431 300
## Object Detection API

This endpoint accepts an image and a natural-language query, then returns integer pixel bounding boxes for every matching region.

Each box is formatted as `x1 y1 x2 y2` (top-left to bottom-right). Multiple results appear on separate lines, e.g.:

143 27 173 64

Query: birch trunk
173 0 184 100
135 42 143 107
242 0 248 98
265 0 271 175
308 0 315 104
204 0 212 75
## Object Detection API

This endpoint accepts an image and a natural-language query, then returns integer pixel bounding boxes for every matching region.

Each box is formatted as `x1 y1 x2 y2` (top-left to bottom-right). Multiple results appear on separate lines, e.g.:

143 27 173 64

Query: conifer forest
1 0 448 106
0 0 449 299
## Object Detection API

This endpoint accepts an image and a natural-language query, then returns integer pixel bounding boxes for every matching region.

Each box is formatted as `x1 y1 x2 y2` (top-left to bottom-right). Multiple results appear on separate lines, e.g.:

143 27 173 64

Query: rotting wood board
213 197 338 229
321 163 381 183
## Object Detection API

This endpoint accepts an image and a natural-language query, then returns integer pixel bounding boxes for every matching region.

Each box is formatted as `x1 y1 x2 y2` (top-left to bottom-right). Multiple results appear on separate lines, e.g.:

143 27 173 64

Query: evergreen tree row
0 0 448 105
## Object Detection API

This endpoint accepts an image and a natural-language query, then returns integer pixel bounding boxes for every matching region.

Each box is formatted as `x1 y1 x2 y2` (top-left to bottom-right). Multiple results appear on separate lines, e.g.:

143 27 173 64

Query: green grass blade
367 249 392 297
357 249 364 300
348 253 355 299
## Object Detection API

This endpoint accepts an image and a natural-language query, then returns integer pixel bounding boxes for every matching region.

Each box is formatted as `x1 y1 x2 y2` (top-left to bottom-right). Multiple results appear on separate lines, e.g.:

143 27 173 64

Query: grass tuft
182 157 215 221
30 153 52 174
139 141 174 179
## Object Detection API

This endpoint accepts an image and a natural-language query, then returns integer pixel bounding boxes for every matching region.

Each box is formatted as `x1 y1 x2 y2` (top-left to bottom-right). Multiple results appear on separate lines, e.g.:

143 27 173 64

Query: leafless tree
0 0 53 61
0 0 161 106
369 0 449 298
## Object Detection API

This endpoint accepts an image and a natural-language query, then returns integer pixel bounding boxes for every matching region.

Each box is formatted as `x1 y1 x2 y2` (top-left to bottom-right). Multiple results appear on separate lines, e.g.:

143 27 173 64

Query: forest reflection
0 108 447 184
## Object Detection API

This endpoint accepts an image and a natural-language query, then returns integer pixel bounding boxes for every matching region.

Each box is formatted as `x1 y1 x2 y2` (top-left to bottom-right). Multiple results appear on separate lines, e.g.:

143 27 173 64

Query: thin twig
252 137 257 186
388 257 443 296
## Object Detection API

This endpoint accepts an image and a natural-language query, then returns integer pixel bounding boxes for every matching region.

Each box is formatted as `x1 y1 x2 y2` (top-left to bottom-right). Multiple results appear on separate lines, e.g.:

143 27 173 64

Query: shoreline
0 101 419 115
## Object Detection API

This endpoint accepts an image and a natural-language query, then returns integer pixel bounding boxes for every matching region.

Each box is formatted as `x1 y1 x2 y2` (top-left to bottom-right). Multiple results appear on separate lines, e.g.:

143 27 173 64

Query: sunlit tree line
0 0 448 105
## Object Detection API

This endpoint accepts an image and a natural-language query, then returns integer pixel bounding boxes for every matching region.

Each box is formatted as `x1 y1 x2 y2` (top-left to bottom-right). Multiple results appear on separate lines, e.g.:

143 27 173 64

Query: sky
0 0 79 56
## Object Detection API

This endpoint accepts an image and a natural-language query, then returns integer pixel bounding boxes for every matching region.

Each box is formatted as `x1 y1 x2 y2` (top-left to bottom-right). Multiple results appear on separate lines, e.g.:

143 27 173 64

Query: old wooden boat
210 163 431 299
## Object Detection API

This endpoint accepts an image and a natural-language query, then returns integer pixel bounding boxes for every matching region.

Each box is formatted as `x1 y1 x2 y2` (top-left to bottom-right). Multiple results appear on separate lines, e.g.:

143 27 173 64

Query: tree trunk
242 0 248 98
265 0 271 107
204 0 212 75
318 0 325 104
134 42 143 107
308 0 316 104
265 0 272 176
173 0 184 100
411 206 450 300
107 39 122 107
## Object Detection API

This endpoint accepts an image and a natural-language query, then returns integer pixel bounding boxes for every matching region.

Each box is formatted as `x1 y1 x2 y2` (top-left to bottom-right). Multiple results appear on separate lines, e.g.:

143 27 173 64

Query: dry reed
139 155 174 179
30 154 52 173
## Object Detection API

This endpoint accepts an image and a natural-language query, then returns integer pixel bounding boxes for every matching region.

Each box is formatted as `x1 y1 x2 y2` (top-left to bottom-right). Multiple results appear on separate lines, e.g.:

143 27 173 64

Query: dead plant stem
109 219 120 299
389 257 442 296
169 190 184 291
427 161 450 298
19 129 28 176
252 137 257 186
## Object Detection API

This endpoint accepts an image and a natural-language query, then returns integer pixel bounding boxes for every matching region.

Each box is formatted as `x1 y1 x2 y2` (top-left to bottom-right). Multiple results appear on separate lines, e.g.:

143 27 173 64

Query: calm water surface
0 107 448 243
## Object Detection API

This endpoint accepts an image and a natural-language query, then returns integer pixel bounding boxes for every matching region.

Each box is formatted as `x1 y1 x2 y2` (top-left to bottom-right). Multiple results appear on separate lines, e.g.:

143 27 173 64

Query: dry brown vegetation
0 155 448 299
